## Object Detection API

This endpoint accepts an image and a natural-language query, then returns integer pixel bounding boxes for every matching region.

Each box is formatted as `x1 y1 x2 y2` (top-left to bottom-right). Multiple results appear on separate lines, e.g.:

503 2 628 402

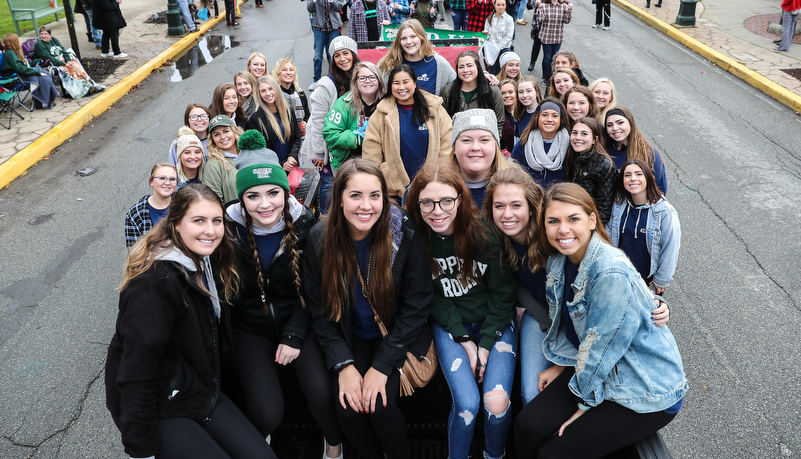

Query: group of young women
110 17 686 459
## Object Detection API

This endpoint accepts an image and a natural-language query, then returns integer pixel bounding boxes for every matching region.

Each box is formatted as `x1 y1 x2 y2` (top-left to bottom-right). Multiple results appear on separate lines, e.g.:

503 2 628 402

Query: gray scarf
523 128 570 172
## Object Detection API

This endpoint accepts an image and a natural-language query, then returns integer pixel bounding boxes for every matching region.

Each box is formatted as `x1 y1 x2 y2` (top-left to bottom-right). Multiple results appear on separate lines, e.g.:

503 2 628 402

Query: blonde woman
272 58 310 136
234 71 258 118
246 75 302 172
203 115 243 203
246 52 268 78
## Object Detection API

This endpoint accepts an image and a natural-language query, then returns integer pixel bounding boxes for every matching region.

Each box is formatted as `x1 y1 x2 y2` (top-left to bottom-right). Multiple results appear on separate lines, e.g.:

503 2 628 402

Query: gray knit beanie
451 109 500 146
329 36 359 57
499 51 521 69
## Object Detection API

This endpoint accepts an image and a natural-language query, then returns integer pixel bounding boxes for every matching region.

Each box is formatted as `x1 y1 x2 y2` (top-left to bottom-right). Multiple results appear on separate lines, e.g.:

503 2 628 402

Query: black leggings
335 334 408 459
232 331 343 444
595 0 610 27
514 368 676 459
101 28 120 54
156 393 276 458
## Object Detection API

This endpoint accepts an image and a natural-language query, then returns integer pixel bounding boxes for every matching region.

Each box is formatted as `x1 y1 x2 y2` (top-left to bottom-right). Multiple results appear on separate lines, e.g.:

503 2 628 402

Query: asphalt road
0 1 800 458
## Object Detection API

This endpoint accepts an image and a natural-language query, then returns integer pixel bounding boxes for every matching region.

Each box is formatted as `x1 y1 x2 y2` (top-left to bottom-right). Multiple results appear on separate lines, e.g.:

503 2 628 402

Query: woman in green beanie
202 115 243 203
226 131 344 459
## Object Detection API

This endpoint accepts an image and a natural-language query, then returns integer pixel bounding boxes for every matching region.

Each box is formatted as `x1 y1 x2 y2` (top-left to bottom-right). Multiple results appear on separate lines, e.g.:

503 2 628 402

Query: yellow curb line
612 0 801 114
0 4 239 190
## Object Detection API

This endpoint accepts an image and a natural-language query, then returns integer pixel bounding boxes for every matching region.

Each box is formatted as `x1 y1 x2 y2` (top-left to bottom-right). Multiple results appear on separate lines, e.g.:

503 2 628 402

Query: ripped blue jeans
432 320 517 459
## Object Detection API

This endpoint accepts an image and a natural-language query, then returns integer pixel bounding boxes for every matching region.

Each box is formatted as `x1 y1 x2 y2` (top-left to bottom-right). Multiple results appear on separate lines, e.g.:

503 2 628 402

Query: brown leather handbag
371 310 438 396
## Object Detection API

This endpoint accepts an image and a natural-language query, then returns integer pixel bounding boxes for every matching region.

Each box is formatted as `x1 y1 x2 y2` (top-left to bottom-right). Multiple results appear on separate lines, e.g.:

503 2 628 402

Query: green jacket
322 92 365 171
2 51 39 77
428 224 516 350
201 156 238 204
34 37 72 67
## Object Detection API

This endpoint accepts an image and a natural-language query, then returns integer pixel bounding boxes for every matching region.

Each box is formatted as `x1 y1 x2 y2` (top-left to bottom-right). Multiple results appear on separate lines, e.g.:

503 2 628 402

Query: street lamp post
675 0 698 27
166 0 187 36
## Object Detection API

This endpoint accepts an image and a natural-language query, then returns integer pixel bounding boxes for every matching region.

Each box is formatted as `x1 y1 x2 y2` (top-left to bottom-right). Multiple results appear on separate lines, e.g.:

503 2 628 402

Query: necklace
353 247 373 298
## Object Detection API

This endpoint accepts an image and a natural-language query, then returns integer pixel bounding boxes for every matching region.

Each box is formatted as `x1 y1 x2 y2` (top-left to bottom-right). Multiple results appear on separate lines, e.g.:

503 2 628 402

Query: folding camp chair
0 53 34 112
0 83 25 129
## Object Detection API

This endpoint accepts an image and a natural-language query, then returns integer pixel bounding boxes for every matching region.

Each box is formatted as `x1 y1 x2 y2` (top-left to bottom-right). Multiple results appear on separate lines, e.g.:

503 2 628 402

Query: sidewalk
612 0 801 110
2 0 801 188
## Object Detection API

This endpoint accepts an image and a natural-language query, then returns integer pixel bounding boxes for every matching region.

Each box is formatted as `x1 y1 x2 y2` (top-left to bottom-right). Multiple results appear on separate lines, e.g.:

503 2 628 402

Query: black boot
646 0 650 7
655 0 661 6
528 63 535 71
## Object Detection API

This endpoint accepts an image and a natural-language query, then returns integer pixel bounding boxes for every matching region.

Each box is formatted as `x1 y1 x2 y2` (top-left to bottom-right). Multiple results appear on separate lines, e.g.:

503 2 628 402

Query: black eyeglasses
357 75 378 82
189 114 210 121
418 196 459 213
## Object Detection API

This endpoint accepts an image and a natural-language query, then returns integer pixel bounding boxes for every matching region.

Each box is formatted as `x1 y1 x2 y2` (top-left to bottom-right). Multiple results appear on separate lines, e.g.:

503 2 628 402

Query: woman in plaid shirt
535 0 572 83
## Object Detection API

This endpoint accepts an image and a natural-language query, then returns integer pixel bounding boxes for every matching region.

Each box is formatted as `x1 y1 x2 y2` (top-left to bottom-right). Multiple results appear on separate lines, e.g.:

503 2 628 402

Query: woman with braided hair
227 130 344 459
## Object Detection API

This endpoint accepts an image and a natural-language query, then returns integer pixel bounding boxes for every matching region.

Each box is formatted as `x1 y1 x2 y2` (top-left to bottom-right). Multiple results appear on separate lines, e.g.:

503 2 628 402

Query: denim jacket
542 234 688 413
606 198 681 289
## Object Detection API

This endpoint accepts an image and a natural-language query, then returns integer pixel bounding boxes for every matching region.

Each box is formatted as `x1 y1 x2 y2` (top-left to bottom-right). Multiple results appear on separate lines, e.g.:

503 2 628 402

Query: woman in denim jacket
514 182 687 458
607 159 680 295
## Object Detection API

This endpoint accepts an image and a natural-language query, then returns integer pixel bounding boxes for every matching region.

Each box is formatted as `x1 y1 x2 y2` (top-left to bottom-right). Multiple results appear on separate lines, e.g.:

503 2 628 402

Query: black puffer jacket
304 207 434 376
227 199 317 347
93 0 127 30
105 256 230 458
569 148 617 224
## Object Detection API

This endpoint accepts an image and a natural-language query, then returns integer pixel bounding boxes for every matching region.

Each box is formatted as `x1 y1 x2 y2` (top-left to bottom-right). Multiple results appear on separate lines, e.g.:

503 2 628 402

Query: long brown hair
121 183 239 301
2 34 25 63
520 97 567 145
239 189 304 311
209 83 247 121
482 167 546 272
564 117 614 181
602 106 656 170
561 85 597 124
547 68 579 98
540 182 611 258
405 161 486 286
614 158 662 205
321 159 395 321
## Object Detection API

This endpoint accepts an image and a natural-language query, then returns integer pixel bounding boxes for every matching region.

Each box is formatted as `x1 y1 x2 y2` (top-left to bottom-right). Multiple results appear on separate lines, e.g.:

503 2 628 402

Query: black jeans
335 334 409 459
232 331 343 444
514 368 676 459
224 0 236 22
595 0 610 27
156 393 276 458
101 28 120 54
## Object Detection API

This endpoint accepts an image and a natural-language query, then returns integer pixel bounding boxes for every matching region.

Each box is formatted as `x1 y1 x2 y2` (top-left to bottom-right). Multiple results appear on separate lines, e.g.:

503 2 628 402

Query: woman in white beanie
495 51 521 84
175 127 205 188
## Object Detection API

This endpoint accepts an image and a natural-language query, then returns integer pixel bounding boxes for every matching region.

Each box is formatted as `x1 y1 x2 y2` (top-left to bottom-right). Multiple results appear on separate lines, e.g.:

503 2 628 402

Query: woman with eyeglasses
323 62 386 172
405 160 517 459
124 163 178 248
168 103 212 166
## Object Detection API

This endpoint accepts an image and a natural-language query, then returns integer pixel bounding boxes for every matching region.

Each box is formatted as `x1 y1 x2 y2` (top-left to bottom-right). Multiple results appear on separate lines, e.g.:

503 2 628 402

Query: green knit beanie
235 130 290 200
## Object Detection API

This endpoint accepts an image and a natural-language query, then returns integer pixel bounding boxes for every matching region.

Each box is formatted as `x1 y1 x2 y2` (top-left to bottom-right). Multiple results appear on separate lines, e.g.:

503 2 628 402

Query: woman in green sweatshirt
2 33 58 109
33 26 104 99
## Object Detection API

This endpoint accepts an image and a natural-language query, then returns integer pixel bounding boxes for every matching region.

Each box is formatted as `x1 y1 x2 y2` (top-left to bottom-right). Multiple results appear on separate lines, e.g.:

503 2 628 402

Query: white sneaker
603 25 610 30
100 52 111 57
592 24 600 29
308 81 317 92
114 53 128 58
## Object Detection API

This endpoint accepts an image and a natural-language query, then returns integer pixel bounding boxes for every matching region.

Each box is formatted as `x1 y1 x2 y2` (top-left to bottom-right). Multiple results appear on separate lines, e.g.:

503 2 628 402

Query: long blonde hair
254 75 292 142
378 19 436 74
271 58 302 93
349 62 386 117
207 123 243 171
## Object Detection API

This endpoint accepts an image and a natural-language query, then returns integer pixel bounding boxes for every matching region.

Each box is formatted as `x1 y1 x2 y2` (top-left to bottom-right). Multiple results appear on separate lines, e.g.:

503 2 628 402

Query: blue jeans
318 167 334 214
541 42 561 81
176 0 197 31
313 27 340 82
85 9 102 46
515 0 525 21
519 313 552 405
432 320 517 459
451 9 467 31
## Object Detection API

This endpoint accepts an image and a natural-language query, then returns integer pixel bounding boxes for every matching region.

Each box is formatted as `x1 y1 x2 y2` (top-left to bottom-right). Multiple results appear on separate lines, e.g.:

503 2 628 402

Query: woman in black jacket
304 158 434 459
105 183 276 459
226 135 344 459
93 0 127 58
246 75 302 173
564 116 616 224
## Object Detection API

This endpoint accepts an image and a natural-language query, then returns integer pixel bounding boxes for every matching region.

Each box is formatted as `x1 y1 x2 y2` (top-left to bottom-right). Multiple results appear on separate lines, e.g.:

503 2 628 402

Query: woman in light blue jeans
406 159 517 459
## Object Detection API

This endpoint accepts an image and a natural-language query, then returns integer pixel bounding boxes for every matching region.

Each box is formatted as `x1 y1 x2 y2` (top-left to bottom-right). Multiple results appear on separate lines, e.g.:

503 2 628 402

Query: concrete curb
0 11 229 190
612 0 801 114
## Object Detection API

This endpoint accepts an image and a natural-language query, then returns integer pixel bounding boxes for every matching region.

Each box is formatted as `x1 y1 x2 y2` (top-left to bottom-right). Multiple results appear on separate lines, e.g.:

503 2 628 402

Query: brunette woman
377 19 455 96
511 98 570 188
175 127 205 188
323 62 386 171
514 183 686 458
124 163 178 248
546 67 578 99
272 58 310 137
449 109 511 207
227 133 344 459
535 0 572 83
169 103 212 165
406 161 516 459
499 79 518 153
234 71 258 118
514 75 543 145
304 159 434 459
107 183 277 459
246 75 302 172
301 36 361 213
565 117 616 223
2 33 58 109
247 52 268 78
210 82 248 129
442 50 505 136
203 115 243 203
562 85 596 127
608 159 680 295
483 0 515 75
552 50 588 86
362 64 453 200
603 106 667 193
